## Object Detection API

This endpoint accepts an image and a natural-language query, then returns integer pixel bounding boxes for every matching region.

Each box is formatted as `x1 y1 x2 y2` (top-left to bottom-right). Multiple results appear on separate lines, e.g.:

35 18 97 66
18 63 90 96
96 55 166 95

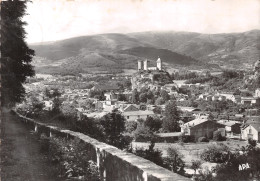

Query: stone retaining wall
15 112 190 181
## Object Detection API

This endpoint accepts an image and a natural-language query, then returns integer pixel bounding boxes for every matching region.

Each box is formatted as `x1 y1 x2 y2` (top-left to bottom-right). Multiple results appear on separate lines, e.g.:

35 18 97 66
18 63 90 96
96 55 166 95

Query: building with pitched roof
181 117 225 140
217 120 242 134
241 122 260 142
122 110 154 121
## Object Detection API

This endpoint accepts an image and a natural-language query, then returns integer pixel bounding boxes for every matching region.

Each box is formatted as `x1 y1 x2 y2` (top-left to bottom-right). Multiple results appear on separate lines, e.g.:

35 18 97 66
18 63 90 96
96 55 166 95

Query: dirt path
0 111 61 181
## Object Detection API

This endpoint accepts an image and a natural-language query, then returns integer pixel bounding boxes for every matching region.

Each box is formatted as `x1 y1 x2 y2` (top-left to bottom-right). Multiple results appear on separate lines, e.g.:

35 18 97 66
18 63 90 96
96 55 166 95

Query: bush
193 168 214 181
132 141 164 167
40 135 101 180
200 144 230 163
133 124 157 142
178 134 195 143
125 121 138 133
164 147 185 175
191 160 202 175
144 116 162 132
198 137 209 142
213 130 226 141
248 138 257 147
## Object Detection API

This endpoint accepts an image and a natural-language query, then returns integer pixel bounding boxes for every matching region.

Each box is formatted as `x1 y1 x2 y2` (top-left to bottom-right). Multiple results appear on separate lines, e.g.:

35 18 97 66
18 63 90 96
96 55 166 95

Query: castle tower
138 60 142 70
157 57 162 70
144 59 148 70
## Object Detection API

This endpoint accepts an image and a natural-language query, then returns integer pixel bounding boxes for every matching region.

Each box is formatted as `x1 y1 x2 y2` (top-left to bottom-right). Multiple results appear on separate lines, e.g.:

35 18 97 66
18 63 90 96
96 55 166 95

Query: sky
23 0 260 44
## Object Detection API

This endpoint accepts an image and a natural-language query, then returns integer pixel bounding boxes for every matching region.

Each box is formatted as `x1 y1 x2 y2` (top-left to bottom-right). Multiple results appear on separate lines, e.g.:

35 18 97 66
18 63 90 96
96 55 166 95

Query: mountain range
30 29 260 75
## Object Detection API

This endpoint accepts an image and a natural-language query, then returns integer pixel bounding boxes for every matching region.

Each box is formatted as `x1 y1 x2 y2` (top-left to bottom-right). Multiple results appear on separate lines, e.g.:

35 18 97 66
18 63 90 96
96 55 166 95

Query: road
0 111 61 181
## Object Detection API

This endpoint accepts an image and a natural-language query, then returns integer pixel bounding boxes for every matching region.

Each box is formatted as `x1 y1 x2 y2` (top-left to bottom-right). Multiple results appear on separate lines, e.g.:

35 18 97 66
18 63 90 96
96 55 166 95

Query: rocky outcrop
131 70 172 90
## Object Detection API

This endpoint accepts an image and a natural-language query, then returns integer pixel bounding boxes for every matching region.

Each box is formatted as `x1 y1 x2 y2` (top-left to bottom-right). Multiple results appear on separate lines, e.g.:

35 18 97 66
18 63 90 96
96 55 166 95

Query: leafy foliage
213 144 260 181
131 89 139 104
125 121 138 133
131 141 164 167
40 135 100 180
164 147 185 175
100 110 131 149
198 137 209 143
213 130 226 141
191 160 202 175
89 90 105 101
144 116 162 132
1 0 35 106
133 124 157 142
200 144 230 163
162 100 181 132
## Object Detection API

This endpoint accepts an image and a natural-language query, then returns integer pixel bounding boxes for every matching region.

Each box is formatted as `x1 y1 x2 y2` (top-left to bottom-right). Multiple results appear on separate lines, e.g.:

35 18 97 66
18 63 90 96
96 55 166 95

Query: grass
132 139 250 166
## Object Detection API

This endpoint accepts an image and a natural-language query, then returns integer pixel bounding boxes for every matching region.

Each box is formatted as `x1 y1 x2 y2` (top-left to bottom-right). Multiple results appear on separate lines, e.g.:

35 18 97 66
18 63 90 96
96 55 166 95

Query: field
132 140 250 166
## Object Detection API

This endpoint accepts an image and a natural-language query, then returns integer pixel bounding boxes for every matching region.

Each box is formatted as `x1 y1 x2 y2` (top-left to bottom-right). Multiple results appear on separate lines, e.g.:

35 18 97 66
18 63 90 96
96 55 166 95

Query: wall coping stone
15 111 190 181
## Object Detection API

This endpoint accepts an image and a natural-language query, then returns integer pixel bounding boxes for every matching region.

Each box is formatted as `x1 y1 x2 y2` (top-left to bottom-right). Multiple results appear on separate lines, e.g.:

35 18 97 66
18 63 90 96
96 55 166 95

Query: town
2 1 260 180
15 56 260 180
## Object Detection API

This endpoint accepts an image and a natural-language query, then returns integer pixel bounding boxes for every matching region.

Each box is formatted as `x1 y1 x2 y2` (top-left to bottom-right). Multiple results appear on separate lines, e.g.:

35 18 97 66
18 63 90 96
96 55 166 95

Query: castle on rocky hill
138 57 162 71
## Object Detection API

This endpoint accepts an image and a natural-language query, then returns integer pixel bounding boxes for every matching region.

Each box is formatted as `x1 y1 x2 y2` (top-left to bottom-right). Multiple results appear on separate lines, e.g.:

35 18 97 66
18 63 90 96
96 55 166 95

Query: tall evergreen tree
162 100 180 132
1 0 35 107
131 89 139 104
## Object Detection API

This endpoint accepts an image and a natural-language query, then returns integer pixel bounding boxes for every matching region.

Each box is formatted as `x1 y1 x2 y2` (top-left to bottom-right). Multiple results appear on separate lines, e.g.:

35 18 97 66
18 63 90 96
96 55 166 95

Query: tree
132 89 139 104
123 79 132 90
139 93 147 103
125 121 138 133
155 97 165 105
160 89 170 102
191 160 202 175
146 90 154 100
117 94 127 101
44 88 51 99
153 106 162 114
213 130 226 141
200 144 230 163
164 147 185 174
133 124 156 142
1 0 35 106
51 97 62 116
144 116 162 132
60 102 77 118
77 115 104 140
208 113 214 121
162 100 180 132
195 168 214 181
28 95 44 118
132 141 164 167
100 110 129 149
89 90 105 100
51 88 62 98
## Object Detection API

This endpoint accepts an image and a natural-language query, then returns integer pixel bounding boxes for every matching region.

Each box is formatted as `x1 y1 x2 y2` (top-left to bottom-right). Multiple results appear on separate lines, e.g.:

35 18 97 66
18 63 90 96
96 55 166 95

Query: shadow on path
0 111 61 181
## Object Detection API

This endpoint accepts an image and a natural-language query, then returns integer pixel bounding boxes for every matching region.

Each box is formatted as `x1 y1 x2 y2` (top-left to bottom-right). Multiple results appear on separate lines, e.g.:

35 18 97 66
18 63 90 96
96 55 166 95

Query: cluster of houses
83 91 156 121
157 106 260 142
198 89 260 106
40 83 260 143
24 59 260 143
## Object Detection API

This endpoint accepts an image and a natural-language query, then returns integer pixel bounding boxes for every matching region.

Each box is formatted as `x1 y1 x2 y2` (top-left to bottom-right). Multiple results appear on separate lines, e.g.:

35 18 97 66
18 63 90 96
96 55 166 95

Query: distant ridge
29 30 260 75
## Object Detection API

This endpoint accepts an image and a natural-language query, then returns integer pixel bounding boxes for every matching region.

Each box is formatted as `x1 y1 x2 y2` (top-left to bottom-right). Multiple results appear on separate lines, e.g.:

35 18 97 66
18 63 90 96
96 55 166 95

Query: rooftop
156 132 182 137
122 110 154 116
217 120 241 127
183 117 208 127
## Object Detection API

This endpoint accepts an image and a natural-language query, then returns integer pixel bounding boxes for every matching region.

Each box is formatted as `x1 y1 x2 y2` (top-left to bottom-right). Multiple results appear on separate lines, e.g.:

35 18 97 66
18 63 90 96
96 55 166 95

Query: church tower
157 57 162 70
